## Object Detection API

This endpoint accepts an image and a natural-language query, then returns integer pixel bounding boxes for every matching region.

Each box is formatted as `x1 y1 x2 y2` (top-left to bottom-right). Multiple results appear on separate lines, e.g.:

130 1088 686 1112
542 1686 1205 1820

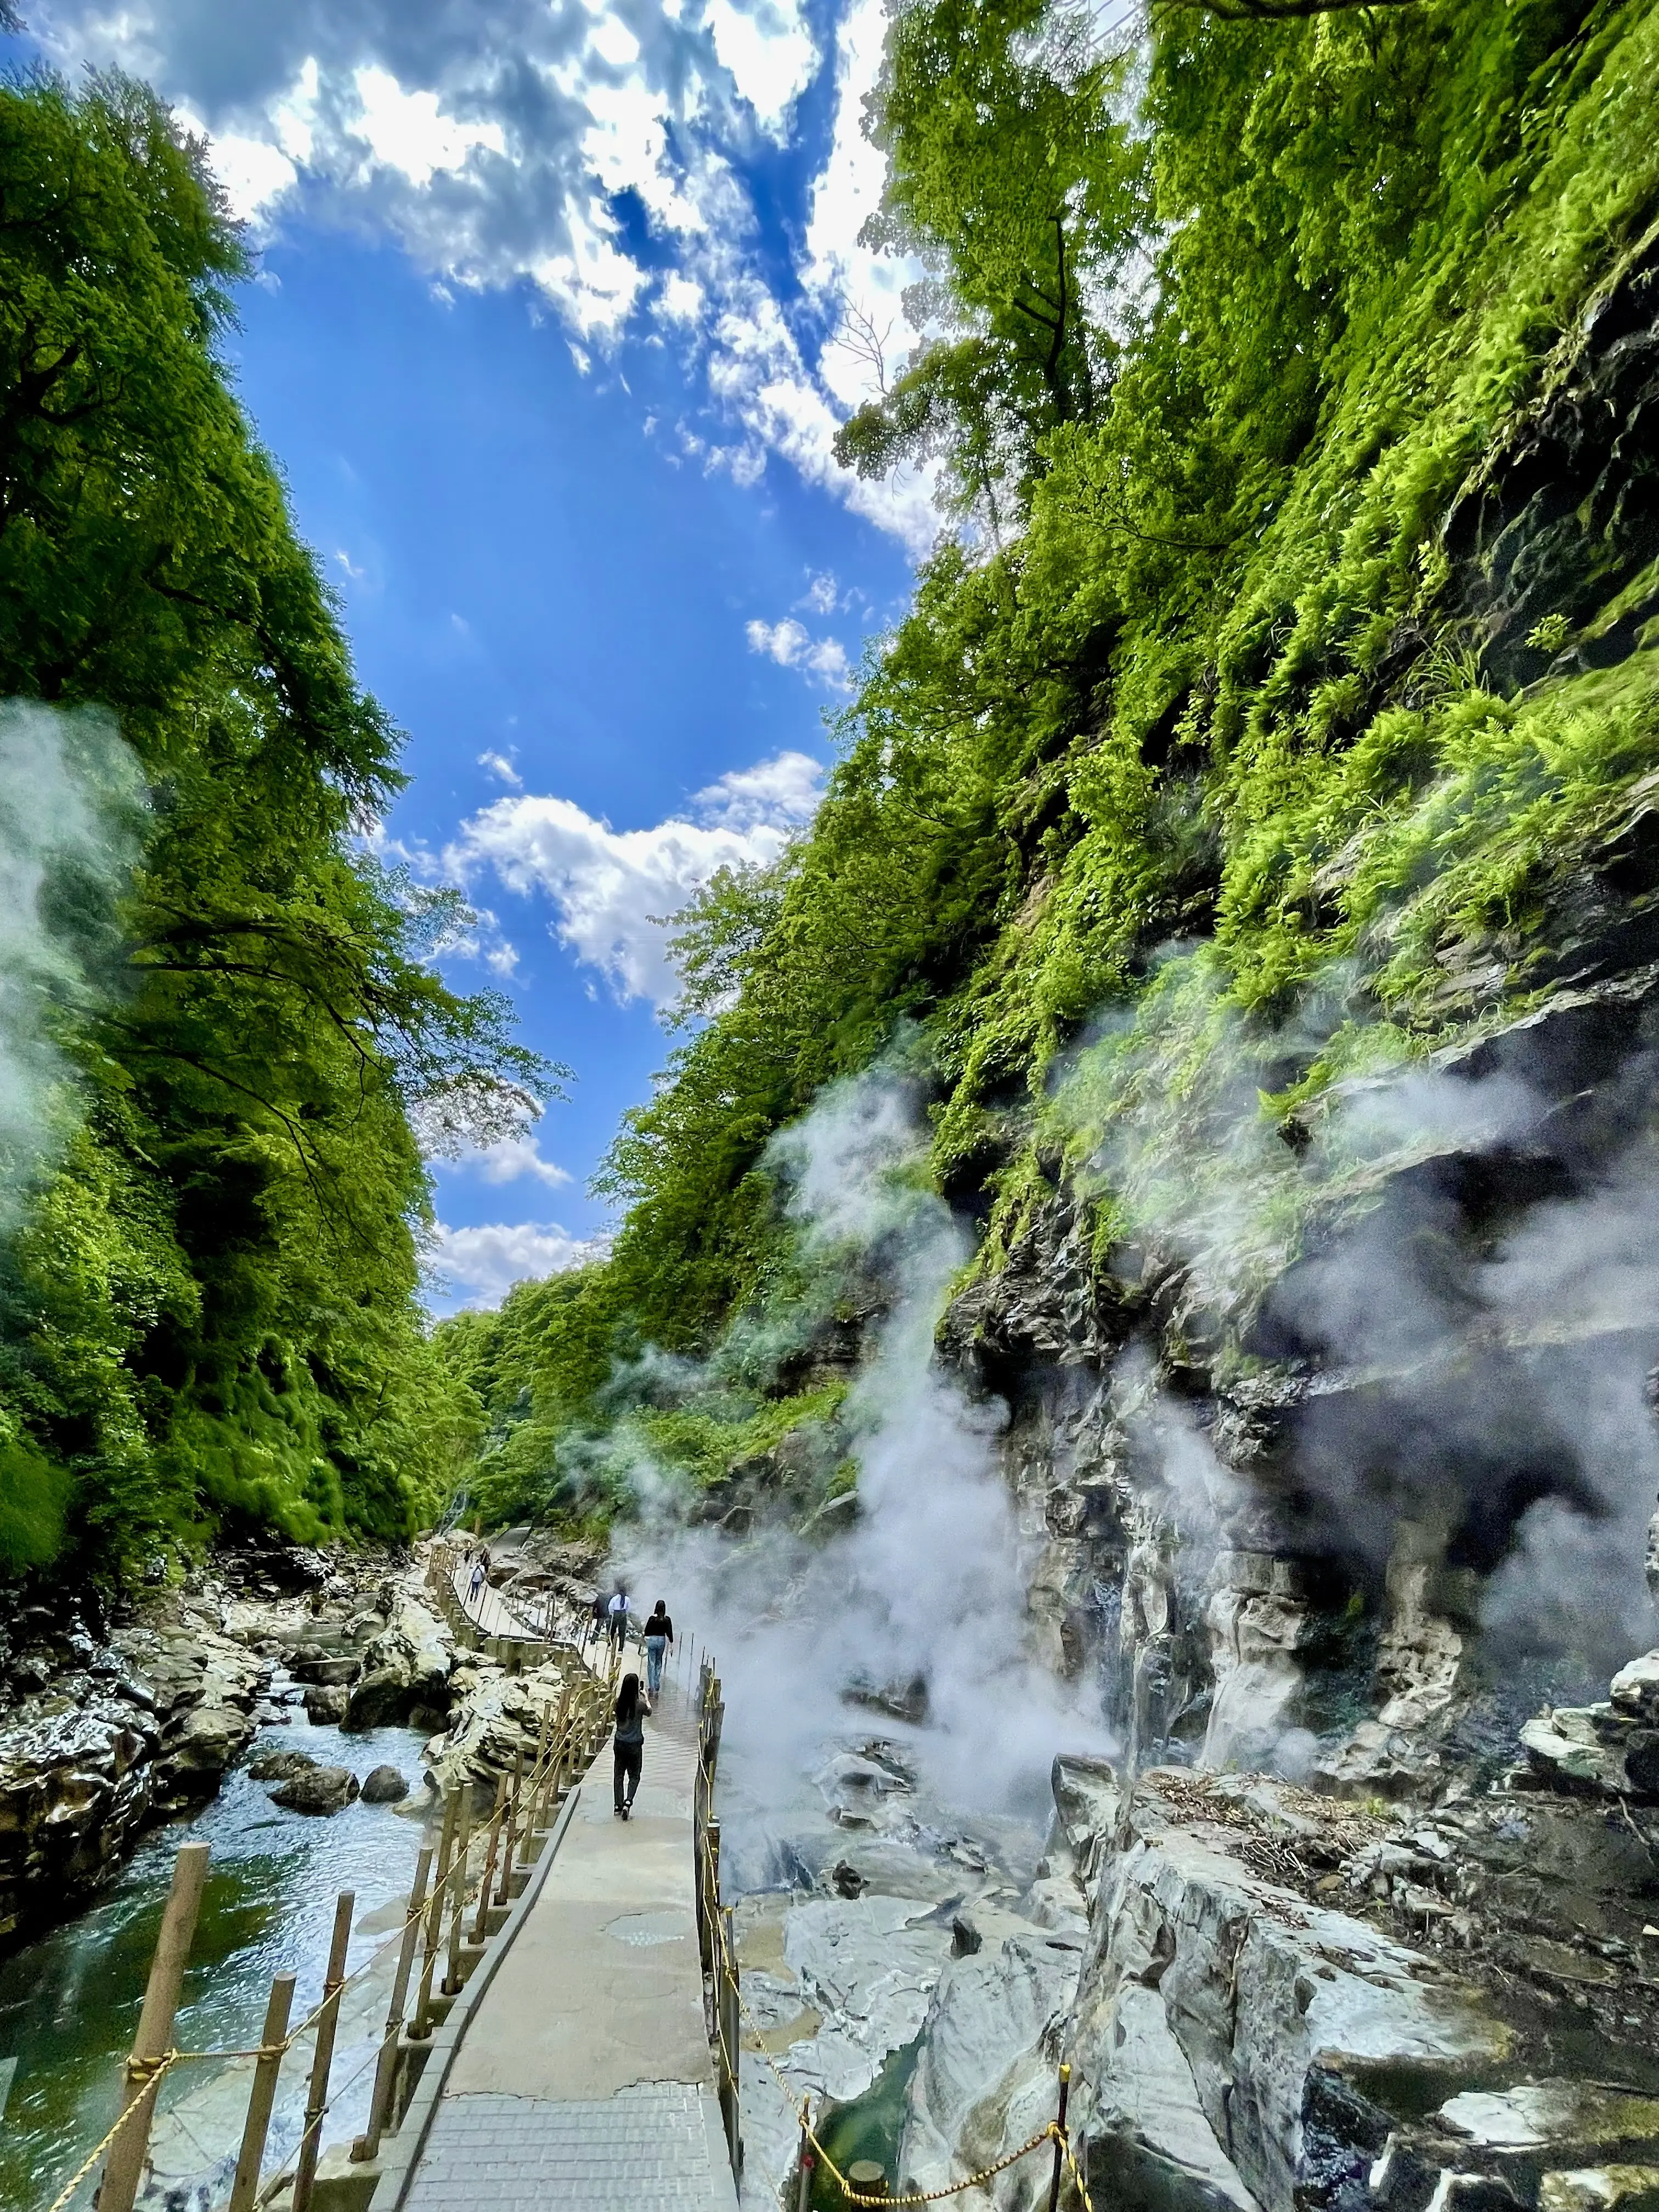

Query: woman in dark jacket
613 1672 645 1818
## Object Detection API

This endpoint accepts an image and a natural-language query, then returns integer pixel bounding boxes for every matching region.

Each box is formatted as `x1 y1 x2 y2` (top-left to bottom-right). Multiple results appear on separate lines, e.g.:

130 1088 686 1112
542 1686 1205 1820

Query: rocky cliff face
902 236 1659 2212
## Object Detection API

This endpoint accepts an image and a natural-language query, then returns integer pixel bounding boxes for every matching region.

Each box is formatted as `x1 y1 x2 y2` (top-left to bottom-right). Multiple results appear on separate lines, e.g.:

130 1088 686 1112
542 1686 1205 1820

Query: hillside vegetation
439 0 1659 1533
0 76 545 1578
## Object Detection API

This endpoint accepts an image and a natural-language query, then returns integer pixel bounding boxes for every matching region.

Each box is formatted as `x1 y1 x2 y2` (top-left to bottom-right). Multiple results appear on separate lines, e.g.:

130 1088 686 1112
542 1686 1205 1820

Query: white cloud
431 1218 608 1309
800 570 839 614
703 0 817 134
478 749 523 787
35 0 941 545
746 616 850 687
447 747 823 1006
353 64 507 187
334 548 365 578
438 1130 572 1187
693 748 823 831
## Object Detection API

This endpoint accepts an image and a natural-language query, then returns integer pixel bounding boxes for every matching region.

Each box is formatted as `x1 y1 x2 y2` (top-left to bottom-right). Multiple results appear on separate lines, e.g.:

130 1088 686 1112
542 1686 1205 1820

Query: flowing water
0 1717 435 2212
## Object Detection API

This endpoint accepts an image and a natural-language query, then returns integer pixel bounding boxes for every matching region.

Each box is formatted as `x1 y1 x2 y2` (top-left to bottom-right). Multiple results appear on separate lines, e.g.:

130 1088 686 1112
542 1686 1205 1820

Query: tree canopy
0 71 548 1576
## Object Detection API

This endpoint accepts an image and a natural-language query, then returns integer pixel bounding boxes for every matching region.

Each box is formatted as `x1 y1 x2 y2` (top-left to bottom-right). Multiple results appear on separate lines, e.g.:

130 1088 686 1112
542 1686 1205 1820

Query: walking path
374 1594 735 2212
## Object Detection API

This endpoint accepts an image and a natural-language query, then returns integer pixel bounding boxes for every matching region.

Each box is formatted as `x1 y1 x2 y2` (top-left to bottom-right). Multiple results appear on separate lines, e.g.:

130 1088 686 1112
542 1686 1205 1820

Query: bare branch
831 296 896 397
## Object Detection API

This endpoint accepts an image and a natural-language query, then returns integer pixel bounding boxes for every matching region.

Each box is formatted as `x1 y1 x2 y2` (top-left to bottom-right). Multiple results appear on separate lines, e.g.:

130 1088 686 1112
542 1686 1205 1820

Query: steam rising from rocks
619 1066 1110 1826
0 701 142 1232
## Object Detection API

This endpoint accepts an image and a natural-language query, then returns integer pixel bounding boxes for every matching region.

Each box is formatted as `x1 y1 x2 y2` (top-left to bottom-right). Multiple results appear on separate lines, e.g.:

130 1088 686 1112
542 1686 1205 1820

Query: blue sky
17 0 938 1307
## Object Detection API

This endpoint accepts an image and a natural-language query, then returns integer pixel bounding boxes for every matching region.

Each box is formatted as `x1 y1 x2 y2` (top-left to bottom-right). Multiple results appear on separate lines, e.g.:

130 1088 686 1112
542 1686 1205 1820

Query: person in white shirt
606 1588 630 1651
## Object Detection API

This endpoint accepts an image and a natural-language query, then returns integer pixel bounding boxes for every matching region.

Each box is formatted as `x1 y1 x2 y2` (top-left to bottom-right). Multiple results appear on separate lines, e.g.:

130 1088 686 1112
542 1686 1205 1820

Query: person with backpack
613 1672 645 1818
642 1600 674 1706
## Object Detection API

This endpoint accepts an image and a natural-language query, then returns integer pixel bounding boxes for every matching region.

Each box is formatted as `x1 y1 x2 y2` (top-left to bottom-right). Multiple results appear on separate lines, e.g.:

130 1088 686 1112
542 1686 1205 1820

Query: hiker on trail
613 1671 645 1819
607 1587 630 1650
588 1588 607 1650
642 1600 674 1706
468 1552 487 1604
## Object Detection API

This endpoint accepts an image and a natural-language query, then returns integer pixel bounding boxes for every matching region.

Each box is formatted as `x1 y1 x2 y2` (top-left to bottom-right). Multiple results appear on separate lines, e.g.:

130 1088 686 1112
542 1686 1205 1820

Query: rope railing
689 1675 1097 2212
46 1585 623 2212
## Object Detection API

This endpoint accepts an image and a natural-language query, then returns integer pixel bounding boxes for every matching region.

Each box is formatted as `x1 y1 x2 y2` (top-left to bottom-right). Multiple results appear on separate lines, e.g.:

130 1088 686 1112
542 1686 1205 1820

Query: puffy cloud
33 0 940 543
430 1218 608 1308
477 748 523 787
446 747 822 1006
437 1130 572 1187
746 616 849 687
692 748 823 831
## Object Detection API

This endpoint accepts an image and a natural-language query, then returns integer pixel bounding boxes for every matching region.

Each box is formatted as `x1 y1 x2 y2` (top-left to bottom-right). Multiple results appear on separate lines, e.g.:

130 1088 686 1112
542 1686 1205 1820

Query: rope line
695 1812 1096 2212
44 1599 620 2212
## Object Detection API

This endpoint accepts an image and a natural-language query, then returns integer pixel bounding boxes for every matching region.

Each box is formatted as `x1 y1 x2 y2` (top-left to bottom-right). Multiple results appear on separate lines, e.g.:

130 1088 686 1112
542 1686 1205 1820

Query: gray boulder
304 1684 350 1724
344 1592 453 1729
272 1764 360 1814
247 1748 318 1782
359 1764 409 1803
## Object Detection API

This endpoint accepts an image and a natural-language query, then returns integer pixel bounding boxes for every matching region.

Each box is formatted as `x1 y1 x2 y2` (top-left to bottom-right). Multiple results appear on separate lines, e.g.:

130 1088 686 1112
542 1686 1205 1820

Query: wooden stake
720 1904 741 2176
410 1793 458 2039
226 1971 295 2212
1046 2063 1072 2212
472 1804 504 1943
795 2107 816 2212
99 1840 211 2212
443 1788 473 1994
495 1747 523 1906
291 1891 354 2212
352 1843 432 2162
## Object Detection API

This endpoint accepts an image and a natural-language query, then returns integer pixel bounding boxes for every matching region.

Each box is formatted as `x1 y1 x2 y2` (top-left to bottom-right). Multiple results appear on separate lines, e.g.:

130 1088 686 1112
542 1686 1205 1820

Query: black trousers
614 1739 642 1809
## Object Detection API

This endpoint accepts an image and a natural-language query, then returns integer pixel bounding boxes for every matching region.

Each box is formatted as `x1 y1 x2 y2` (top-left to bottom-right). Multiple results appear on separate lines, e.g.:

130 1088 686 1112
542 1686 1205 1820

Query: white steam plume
0 701 143 1232
618 1066 1111 1840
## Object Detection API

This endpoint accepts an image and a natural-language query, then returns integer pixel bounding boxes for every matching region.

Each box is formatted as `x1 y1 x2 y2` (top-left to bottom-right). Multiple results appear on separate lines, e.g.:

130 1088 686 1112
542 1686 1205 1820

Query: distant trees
0 74 547 1574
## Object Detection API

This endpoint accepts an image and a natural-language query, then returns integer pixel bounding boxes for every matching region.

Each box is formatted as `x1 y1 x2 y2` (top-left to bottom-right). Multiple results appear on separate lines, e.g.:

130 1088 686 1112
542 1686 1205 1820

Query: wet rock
420 1652 579 1793
343 1591 453 1729
304 1684 349 1724
247 1749 318 1782
833 1860 868 1899
1066 1770 1511 2212
360 1764 409 1804
271 1763 360 1815
786 1894 955 2103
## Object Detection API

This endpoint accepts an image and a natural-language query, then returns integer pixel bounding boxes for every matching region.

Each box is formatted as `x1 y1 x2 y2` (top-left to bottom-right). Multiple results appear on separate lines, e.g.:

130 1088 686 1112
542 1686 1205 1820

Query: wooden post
410 1791 460 2039
795 2108 816 2212
720 1904 741 2176
443 1787 474 1994
226 1971 295 2212
1047 2064 1072 2212
99 1839 211 2212
495 1747 523 1906
291 1891 354 2212
701 1816 721 1976
472 1804 504 1943
352 1844 432 2162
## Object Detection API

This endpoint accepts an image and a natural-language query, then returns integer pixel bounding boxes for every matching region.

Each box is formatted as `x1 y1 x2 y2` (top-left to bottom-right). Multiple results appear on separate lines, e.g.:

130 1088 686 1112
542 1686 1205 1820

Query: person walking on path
613 1671 645 1818
607 1587 631 1652
468 1551 487 1605
588 1588 607 1654
642 1601 674 1706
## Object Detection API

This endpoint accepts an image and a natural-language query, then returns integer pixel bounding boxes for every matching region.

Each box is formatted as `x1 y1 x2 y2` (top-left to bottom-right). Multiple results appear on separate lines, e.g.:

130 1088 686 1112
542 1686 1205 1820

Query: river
0 1714 436 2212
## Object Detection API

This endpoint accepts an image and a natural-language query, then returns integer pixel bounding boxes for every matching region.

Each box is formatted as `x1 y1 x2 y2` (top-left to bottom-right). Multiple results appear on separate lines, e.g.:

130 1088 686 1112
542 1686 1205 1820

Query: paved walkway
388 1658 735 2212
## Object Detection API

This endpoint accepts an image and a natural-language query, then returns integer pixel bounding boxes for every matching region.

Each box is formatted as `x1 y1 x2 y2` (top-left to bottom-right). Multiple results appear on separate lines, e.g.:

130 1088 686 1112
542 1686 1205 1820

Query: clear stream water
0 1717 434 2212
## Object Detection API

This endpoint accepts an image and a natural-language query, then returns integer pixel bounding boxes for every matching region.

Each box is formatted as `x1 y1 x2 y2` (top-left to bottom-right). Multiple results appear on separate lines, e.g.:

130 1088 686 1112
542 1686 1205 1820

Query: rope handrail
46 1623 622 2212
696 1817 1097 2212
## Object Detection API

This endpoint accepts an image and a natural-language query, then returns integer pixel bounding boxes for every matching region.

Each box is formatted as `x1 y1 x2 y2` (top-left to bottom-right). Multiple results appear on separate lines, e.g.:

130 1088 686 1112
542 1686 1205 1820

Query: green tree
0 71 551 1575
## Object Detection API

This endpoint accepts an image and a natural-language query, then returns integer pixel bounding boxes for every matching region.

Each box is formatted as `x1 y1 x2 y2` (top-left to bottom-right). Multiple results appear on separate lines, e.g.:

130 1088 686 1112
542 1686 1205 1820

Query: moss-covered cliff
439 0 1659 1572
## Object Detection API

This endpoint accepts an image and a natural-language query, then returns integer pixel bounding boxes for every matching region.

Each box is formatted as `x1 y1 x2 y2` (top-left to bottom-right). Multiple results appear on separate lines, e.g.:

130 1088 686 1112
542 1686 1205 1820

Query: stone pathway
385 1668 736 2212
